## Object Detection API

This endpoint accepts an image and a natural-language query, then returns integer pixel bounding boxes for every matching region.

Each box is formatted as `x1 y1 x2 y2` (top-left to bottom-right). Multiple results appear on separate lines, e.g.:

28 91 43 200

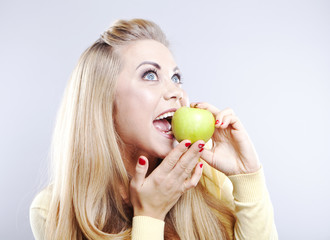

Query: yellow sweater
30 164 278 239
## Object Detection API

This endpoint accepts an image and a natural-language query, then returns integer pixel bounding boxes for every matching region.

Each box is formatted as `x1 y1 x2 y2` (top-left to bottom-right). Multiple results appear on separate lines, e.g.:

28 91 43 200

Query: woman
30 19 278 239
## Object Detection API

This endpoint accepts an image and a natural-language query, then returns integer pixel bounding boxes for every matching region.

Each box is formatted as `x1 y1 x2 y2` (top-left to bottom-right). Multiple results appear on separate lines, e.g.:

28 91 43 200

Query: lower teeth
163 130 172 135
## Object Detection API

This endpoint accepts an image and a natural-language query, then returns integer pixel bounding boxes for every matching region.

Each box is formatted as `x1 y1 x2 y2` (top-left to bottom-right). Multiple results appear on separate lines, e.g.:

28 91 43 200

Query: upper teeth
155 111 175 120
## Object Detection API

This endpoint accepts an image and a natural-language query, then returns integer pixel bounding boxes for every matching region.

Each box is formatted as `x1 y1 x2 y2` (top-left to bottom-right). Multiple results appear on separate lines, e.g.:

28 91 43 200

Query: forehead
119 39 176 68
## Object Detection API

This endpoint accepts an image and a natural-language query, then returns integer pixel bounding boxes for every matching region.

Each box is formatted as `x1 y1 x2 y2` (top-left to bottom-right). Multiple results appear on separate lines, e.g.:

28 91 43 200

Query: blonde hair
45 19 235 240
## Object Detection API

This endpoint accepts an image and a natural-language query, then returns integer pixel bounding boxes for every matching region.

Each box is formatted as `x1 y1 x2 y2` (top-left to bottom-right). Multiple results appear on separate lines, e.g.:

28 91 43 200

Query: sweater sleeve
132 216 165 240
227 168 278 240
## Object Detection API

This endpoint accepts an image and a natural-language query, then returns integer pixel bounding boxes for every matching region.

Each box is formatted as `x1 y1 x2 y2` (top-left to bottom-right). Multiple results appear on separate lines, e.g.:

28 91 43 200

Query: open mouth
153 110 175 139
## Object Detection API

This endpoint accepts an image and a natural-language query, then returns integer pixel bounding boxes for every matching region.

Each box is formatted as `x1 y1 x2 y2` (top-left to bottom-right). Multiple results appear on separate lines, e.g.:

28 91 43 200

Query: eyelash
142 68 158 79
173 73 183 84
141 68 183 84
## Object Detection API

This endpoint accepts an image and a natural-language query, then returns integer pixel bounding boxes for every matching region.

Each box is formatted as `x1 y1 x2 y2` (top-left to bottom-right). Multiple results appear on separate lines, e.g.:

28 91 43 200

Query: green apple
172 107 215 143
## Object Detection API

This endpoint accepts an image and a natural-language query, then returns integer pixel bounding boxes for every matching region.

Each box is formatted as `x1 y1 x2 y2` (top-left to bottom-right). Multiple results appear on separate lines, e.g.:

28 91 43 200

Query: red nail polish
185 142 191 147
215 120 220 125
199 163 203 168
198 144 205 148
139 158 146 165
221 122 224 125
199 148 204 152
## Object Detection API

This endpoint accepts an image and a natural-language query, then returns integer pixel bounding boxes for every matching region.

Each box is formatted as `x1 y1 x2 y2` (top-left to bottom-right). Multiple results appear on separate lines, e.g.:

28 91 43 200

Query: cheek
114 86 159 140
120 86 158 117
181 90 189 107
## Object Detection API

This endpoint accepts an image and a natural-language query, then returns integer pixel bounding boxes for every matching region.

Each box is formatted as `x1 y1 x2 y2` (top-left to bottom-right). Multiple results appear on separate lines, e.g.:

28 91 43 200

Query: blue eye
142 70 158 81
172 74 182 84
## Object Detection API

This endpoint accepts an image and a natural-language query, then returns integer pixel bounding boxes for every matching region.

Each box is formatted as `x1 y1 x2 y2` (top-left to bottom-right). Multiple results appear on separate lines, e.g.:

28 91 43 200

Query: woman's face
114 39 187 170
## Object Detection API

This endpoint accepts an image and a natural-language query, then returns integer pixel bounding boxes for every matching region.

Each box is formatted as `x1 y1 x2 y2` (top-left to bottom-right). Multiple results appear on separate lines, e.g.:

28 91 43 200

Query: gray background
1 0 329 239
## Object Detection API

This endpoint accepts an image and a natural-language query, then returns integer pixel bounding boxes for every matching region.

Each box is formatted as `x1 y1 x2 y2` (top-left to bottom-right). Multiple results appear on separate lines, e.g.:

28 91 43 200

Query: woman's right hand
130 140 205 221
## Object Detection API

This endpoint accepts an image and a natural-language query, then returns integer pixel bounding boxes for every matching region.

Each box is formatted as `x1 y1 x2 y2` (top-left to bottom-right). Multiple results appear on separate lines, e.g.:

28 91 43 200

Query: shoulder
30 185 53 213
30 186 53 239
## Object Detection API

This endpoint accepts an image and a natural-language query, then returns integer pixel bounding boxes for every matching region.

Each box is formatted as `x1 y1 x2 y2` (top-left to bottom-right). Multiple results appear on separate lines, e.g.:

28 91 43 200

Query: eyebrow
136 61 180 72
136 61 161 70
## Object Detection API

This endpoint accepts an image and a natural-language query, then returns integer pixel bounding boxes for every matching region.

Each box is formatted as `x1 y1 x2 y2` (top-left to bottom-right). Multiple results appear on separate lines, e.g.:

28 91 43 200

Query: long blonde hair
45 19 235 240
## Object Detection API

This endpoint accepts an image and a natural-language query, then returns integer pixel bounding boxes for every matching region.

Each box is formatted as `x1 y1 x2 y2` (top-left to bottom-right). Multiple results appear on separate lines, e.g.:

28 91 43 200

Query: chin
148 128 177 159
156 143 174 159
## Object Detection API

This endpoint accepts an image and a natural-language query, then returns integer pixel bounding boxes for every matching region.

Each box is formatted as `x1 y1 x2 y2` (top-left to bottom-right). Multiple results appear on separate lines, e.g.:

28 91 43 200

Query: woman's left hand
190 102 261 176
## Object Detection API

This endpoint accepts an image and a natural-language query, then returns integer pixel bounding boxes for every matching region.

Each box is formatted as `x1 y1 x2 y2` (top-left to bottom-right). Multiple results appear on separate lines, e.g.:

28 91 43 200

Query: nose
163 81 184 101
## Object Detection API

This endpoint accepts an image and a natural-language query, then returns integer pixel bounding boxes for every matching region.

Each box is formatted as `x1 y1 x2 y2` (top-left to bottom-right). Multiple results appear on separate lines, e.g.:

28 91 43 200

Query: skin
114 39 261 220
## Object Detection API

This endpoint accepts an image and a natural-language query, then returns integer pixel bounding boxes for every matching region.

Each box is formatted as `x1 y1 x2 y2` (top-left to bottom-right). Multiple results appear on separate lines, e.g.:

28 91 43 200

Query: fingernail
138 158 146 165
185 142 191 147
215 120 220 125
221 122 224 125
199 163 203 168
198 144 205 148
199 148 204 152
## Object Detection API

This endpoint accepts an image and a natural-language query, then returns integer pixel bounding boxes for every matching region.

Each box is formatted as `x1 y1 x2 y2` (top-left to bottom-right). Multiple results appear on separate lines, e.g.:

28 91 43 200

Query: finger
215 108 235 128
220 114 243 131
171 140 205 181
190 102 220 114
190 102 235 127
182 162 204 192
157 139 192 174
131 156 149 189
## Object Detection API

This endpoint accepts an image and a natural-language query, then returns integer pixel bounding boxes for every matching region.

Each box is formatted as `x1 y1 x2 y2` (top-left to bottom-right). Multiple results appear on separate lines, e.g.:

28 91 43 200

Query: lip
153 108 177 139
158 130 174 139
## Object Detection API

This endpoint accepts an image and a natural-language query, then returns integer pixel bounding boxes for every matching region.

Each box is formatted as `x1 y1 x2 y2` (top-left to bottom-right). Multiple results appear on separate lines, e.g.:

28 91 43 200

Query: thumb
132 156 149 187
